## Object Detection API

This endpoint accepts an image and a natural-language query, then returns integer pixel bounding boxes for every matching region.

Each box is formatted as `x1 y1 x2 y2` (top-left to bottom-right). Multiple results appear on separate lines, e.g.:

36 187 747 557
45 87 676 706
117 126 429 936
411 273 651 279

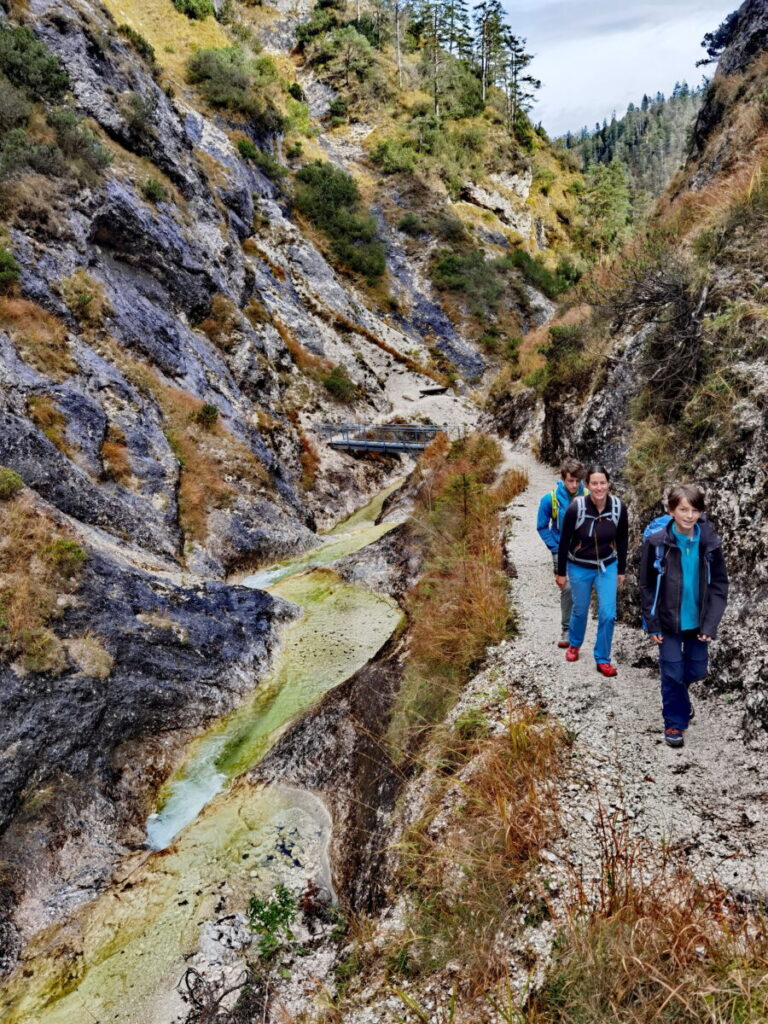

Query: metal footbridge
322 423 446 454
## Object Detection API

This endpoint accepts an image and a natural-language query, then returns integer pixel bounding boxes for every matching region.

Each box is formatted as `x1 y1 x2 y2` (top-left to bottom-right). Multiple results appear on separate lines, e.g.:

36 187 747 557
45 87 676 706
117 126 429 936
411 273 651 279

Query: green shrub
186 48 285 134
507 248 577 299
328 96 347 125
288 81 305 101
0 78 31 133
48 109 112 178
398 212 426 236
20 626 67 675
431 249 504 315
42 538 87 576
431 213 466 242
294 161 385 280
195 402 219 429
141 176 168 203
117 24 157 67
323 364 357 402
285 140 303 159
236 138 285 179
370 137 416 175
172 0 215 18
0 247 20 294
0 23 69 103
122 89 157 135
248 885 297 960
0 467 23 500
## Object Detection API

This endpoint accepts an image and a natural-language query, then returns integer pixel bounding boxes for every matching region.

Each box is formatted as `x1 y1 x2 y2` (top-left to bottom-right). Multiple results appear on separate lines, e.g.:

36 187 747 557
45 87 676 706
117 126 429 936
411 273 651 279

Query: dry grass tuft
57 269 111 325
27 395 73 455
100 424 133 484
273 316 332 376
529 806 768 1023
64 634 114 679
396 700 567 989
0 297 75 379
197 293 242 351
388 433 528 757
91 338 270 547
0 493 86 674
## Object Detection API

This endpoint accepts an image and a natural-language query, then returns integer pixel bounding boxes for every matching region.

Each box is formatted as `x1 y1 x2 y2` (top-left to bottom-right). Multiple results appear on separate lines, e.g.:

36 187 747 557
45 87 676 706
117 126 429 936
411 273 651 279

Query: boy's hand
650 633 663 645
698 634 712 643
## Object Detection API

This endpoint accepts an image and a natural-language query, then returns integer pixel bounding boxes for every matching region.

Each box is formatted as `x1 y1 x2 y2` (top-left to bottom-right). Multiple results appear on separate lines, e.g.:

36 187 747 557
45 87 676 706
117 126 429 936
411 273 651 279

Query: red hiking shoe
596 662 617 677
565 645 580 662
664 728 684 748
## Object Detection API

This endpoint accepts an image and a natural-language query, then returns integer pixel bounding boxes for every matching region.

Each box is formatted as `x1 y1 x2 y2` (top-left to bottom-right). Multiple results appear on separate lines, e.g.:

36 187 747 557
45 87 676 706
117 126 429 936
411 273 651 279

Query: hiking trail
500 449 768 896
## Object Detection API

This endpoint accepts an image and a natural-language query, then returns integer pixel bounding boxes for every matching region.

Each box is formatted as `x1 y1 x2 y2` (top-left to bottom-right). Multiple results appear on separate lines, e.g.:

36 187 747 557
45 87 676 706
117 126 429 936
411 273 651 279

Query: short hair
585 463 610 484
560 458 585 480
668 484 705 512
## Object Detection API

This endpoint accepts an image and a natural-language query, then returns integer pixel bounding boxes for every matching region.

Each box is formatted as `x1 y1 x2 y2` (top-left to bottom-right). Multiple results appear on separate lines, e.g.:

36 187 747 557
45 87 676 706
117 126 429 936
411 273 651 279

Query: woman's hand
555 575 566 590
618 574 626 587
650 633 663 645
697 634 713 643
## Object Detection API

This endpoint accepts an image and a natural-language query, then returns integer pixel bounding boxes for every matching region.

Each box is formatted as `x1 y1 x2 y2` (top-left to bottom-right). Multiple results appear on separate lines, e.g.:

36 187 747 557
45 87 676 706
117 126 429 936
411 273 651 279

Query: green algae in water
4 785 332 1024
239 477 404 589
147 569 403 849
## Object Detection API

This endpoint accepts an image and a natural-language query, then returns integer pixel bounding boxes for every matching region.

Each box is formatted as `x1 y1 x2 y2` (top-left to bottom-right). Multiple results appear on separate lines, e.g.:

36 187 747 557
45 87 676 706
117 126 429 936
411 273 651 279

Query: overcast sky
504 0 739 136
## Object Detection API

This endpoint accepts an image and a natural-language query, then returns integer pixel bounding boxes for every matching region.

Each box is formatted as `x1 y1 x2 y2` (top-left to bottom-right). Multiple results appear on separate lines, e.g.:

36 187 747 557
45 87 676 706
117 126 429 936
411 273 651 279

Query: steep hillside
509 0 768 734
0 0 591 985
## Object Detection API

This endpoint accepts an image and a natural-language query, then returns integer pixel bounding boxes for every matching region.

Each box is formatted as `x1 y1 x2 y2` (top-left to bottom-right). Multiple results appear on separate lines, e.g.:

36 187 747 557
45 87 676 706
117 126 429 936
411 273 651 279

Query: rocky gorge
2 0 768 1020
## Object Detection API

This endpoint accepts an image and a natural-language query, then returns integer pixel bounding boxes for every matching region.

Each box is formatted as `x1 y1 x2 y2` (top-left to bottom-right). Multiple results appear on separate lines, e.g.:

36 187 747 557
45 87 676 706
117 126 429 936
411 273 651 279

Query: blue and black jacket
639 520 729 637
537 479 586 554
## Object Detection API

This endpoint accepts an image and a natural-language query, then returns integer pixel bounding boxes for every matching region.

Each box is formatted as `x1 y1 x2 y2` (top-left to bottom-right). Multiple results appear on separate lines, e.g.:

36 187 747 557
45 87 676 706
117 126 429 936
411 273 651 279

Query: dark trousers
659 630 709 731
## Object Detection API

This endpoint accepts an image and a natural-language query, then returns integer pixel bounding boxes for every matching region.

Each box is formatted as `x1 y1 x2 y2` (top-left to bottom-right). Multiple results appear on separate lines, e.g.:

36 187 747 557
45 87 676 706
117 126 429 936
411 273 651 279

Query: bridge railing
322 422 450 453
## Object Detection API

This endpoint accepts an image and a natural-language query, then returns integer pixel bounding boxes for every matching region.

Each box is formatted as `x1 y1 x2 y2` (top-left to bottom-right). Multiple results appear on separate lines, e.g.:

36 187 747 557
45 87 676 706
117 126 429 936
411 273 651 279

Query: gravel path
502 449 768 897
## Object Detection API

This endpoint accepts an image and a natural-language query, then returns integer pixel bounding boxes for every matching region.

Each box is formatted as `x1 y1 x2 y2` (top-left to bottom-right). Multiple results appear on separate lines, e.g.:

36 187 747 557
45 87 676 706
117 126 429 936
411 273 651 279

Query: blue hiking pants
567 561 617 664
659 630 709 731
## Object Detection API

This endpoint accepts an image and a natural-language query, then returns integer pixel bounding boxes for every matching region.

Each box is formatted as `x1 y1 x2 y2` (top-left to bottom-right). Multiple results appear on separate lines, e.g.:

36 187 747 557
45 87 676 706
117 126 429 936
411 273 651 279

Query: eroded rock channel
2 483 410 1024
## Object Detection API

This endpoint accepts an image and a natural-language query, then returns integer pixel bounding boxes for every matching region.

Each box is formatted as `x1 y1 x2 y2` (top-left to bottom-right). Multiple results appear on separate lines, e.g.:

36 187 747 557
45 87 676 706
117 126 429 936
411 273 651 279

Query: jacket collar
658 518 721 553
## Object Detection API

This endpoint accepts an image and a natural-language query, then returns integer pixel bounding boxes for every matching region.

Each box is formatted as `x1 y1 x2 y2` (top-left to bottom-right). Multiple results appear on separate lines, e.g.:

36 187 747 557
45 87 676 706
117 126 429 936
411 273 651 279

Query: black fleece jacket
557 495 629 576
639 520 729 637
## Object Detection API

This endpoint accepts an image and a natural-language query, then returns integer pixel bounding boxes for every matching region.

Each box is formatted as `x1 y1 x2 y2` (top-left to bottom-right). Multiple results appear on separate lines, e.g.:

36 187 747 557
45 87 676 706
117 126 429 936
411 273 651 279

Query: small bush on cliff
117 24 157 68
195 403 219 429
0 467 23 500
186 48 285 135
173 0 215 18
42 538 87 577
0 24 69 103
0 246 19 293
294 161 385 281
141 176 168 203
323 364 357 402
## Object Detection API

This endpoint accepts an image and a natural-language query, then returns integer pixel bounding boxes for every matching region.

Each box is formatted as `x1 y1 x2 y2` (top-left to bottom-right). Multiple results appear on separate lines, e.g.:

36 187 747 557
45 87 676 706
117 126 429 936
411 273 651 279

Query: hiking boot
557 630 570 649
688 704 695 723
565 645 580 662
664 728 684 748
596 662 617 677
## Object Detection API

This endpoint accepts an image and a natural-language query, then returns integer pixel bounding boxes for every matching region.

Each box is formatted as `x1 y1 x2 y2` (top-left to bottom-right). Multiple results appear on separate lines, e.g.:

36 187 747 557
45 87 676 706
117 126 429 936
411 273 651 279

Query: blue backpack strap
574 495 586 531
649 542 666 620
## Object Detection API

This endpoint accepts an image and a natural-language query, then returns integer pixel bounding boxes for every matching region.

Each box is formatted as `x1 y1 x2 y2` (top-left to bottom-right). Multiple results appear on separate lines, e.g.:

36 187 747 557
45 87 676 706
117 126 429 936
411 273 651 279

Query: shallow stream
4 483 405 1024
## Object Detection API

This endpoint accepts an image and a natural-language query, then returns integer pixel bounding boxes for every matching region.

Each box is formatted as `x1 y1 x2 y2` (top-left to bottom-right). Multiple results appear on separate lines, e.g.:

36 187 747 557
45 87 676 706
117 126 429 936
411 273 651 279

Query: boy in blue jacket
537 458 586 647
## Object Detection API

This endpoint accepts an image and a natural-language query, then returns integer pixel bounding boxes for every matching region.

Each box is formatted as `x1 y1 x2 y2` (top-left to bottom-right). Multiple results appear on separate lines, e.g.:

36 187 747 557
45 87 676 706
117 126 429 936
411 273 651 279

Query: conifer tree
500 31 539 135
472 0 504 101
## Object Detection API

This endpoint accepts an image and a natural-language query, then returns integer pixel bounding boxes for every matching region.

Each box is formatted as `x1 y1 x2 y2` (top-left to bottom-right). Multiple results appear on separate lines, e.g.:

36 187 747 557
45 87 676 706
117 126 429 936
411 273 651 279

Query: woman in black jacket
640 484 729 748
556 464 629 676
